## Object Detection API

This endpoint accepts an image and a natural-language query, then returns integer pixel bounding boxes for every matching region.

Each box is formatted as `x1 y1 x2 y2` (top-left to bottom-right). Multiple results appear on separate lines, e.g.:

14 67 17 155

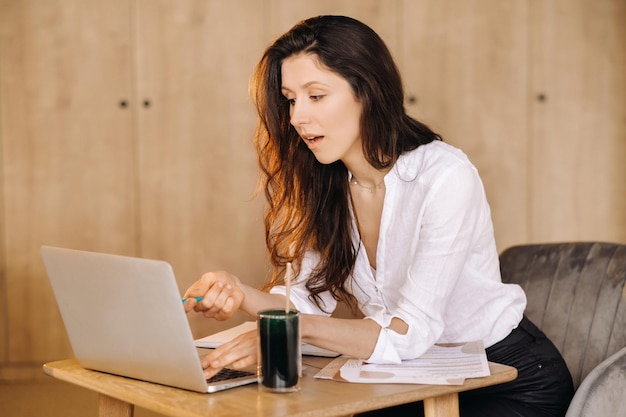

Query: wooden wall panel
0 133 5 365
0 0 135 365
529 0 626 244
134 0 267 337
267 0 399 52
399 0 530 252
0 0 624 382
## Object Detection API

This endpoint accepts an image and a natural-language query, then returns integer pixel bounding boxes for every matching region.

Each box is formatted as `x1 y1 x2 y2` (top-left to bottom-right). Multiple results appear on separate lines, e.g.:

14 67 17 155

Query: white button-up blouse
270 140 526 364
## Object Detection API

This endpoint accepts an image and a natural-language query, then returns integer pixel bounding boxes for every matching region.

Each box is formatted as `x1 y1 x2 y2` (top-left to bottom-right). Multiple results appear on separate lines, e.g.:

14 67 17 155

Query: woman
184 15 574 416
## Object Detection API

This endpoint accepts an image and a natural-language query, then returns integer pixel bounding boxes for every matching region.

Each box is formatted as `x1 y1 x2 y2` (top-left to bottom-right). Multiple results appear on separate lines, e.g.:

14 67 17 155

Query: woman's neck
343 151 389 190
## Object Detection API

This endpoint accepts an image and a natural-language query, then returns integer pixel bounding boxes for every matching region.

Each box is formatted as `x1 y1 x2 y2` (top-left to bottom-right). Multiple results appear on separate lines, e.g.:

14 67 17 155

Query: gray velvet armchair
499 242 626 416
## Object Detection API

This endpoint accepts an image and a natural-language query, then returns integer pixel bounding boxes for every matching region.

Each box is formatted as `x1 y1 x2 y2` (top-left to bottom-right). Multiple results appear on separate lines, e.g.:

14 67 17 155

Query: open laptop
40 245 257 393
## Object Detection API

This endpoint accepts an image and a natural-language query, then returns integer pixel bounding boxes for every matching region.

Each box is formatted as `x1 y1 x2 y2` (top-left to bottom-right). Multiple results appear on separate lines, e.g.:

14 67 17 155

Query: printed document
315 341 490 385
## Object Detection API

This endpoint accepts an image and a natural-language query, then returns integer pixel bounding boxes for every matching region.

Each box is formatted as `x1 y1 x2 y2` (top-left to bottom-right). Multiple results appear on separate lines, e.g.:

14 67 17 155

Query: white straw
285 262 293 313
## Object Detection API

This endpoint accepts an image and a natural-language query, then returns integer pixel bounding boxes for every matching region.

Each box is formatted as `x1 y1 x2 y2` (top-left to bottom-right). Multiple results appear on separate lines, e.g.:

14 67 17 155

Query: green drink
258 309 300 392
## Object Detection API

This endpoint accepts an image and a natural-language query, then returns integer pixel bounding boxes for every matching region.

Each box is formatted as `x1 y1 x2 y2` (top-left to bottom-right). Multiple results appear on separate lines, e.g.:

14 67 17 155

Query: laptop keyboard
207 368 255 383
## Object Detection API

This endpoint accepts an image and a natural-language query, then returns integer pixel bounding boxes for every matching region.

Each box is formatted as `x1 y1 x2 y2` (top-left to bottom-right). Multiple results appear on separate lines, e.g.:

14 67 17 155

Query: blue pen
182 297 203 303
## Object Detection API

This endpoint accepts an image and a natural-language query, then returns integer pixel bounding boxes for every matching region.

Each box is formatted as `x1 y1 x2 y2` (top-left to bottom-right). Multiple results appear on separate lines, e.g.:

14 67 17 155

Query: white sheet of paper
316 341 490 385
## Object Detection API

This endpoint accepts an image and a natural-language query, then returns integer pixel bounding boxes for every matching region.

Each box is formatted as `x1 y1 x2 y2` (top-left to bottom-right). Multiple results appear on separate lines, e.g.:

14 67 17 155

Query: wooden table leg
98 394 134 417
423 393 459 417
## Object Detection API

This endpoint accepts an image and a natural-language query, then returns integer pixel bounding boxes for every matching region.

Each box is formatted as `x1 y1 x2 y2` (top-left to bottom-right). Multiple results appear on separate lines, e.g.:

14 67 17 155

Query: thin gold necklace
350 177 385 194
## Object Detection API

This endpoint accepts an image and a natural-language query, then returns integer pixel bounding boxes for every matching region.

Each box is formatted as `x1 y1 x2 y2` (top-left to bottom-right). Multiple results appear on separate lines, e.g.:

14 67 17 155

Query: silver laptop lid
41 246 210 392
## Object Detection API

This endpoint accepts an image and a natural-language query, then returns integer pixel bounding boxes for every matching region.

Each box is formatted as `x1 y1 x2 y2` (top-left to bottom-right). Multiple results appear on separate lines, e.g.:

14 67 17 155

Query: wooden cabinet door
400 0 626 248
528 0 626 243
132 0 399 335
399 0 529 252
134 0 268 337
0 0 135 374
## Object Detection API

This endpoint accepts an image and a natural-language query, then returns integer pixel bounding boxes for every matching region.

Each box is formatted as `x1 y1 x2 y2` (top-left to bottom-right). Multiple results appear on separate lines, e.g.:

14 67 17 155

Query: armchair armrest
565 346 626 417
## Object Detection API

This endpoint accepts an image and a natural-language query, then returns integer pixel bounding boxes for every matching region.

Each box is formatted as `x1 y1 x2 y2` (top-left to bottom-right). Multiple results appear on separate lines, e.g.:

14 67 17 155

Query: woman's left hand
200 329 258 379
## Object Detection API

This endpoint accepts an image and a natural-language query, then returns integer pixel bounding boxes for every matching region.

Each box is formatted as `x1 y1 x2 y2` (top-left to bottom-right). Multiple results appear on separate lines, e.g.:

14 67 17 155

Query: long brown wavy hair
250 16 440 313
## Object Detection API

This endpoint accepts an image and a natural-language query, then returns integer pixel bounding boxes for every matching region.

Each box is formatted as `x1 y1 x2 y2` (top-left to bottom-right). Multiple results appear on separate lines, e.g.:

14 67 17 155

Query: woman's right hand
183 271 245 321
199 329 258 379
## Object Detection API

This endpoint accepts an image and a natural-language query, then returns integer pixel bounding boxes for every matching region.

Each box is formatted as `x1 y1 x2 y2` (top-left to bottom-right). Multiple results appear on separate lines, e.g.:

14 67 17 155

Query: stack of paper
314 341 490 385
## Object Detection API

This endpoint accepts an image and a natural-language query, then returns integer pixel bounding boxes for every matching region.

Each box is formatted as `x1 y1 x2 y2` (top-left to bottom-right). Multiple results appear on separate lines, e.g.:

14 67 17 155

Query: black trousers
356 316 575 417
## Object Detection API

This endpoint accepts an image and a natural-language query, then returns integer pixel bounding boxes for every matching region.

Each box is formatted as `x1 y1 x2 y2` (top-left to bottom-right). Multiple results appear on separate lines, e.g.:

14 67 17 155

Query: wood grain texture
99 395 134 417
399 0 530 252
0 0 136 363
133 0 268 339
44 359 517 417
529 0 626 243
500 241 626 387
266 0 399 50
423 393 459 417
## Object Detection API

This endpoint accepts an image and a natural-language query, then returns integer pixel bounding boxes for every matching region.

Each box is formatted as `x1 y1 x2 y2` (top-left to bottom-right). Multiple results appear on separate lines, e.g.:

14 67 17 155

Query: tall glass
258 309 301 392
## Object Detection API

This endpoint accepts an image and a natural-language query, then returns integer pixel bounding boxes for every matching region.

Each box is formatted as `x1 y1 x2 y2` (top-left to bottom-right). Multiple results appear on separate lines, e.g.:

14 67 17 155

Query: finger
213 284 245 319
198 283 236 318
201 345 229 371
230 353 257 370
203 285 235 317
205 282 232 309
194 281 226 311
212 296 238 321
185 271 223 305
201 331 258 370
183 277 212 300
225 332 259 369
203 364 224 380
183 288 210 313
182 298 197 313
203 348 256 372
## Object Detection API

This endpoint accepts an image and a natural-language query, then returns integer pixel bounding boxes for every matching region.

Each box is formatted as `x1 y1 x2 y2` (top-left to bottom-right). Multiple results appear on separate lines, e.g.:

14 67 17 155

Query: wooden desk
43 357 517 417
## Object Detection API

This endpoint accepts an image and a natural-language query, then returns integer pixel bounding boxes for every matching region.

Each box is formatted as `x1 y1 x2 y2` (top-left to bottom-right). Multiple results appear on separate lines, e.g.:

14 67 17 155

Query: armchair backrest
499 242 626 388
